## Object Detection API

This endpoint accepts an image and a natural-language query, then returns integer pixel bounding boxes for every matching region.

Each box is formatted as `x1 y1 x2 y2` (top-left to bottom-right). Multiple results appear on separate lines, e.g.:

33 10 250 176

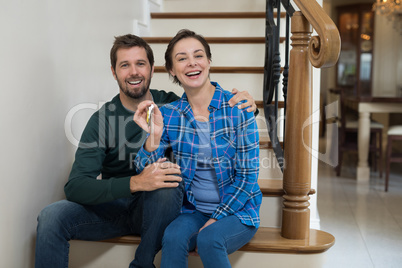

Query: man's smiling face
112 46 154 100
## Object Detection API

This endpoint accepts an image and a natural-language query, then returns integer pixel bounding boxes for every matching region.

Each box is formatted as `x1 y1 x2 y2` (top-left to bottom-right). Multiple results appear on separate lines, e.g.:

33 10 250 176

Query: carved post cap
291 11 312 33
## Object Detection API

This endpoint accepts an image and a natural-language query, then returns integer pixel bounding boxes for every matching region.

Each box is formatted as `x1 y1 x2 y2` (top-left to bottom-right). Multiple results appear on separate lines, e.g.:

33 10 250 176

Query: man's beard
118 75 151 100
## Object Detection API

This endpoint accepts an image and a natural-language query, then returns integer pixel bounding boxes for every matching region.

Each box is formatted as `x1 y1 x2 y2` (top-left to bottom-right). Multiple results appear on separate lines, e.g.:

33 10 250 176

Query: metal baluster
282 0 291 150
263 0 295 171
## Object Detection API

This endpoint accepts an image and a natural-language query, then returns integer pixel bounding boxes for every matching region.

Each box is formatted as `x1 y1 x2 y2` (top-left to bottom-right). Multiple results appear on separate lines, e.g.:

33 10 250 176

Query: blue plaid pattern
135 82 261 227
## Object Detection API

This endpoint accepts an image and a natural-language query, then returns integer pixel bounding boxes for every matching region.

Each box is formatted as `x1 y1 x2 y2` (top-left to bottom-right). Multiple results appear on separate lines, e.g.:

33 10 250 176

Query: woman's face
169 37 211 90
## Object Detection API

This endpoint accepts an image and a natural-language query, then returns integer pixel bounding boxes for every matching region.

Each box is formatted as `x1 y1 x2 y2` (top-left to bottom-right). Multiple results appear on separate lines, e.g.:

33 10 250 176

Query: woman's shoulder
216 85 252 117
160 99 184 119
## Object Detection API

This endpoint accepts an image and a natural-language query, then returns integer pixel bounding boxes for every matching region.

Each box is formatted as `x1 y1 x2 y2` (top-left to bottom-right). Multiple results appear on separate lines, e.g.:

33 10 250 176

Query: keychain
147 104 154 127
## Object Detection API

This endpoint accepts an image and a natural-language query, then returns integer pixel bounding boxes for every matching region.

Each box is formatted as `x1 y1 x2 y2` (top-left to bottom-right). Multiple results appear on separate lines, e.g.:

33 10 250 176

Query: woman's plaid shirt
135 82 262 227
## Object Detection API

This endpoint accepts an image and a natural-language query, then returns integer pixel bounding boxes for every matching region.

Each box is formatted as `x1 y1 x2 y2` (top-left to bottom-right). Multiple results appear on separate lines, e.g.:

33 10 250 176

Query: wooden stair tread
258 179 316 196
154 66 285 74
100 227 333 254
256 100 285 109
154 66 264 74
143 37 285 44
258 179 284 196
151 12 286 19
259 136 284 150
240 227 335 254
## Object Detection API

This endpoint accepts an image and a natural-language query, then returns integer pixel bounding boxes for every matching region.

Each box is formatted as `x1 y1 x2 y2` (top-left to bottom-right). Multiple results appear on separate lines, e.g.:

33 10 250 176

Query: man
35 34 256 268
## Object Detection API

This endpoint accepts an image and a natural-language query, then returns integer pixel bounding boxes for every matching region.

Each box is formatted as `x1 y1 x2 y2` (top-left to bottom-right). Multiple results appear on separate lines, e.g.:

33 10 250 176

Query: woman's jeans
35 183 183 268
161 211 258 268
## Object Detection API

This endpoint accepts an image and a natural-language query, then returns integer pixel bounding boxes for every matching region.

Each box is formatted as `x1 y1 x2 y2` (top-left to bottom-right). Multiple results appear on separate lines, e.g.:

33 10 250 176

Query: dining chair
335 88 384 177
385 125 402 191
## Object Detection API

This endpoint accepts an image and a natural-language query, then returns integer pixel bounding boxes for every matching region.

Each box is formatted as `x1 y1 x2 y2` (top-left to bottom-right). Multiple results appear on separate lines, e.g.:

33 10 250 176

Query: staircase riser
70 240 327 268
151 74 287 104
150 19 265 37
151 73 265 99
259 150 283 179
149 18 289 37
162 0 266 13
151 42 288 69
151 43 265 67
260 196 282 227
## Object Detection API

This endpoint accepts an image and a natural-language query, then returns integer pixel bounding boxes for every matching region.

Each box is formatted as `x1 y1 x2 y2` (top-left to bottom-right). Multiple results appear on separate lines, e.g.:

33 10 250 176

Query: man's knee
37 200 75 231
146 180 183 203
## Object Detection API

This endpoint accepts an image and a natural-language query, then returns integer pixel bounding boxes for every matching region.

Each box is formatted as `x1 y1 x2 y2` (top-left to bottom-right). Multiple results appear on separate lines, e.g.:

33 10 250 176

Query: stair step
258 179 316 196
259 136 283 150
151 42 266 67
240 228 334 254
144 36 285 44
256 100 285 109
100 227 334 254
162 0 266 13
258 179 284 196
151 12 286 19
150 73 265 100
154 66 285 74
150 18 265 37
154 66 264 74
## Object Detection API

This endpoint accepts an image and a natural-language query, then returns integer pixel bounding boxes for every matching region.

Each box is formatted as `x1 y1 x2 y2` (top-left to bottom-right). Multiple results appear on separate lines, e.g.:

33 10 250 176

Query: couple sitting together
35 29 261 268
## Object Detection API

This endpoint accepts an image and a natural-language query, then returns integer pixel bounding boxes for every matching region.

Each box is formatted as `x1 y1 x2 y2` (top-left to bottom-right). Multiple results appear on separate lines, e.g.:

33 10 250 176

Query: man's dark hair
110 34 154 71
164 29 212 86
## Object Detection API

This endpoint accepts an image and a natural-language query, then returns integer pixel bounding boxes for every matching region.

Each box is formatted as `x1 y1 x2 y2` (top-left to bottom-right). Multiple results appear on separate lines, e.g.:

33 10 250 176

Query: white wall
0 0 146 267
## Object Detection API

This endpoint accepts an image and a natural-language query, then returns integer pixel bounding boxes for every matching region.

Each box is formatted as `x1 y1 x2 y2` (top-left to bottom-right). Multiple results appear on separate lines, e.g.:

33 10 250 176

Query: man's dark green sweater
64 90 179 205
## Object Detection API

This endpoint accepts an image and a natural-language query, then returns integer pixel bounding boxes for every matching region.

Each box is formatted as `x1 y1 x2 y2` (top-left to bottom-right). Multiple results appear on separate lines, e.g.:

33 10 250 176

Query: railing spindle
281 11 313 240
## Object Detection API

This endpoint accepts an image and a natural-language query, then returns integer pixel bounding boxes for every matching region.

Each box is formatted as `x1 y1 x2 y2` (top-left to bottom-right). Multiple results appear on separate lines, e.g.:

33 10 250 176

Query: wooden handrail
293 0 341 68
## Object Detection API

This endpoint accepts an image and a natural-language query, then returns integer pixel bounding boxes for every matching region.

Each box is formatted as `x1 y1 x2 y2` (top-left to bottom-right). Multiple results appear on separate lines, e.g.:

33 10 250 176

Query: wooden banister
282 11 313 240
281 1 340 240
294 0 341 68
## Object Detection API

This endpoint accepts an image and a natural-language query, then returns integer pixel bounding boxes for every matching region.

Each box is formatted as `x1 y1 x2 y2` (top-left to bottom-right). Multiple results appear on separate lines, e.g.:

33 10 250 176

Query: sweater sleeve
64 112 132 205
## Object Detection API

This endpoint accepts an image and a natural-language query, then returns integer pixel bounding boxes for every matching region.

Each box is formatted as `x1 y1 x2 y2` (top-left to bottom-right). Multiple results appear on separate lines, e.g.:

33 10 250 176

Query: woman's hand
134 100 163 134
188 218 218 256
199 218 217 233
134 100 164 152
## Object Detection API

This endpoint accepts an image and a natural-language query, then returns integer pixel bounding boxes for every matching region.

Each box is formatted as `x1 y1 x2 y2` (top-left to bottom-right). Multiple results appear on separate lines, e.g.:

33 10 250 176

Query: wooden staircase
70 0 339 267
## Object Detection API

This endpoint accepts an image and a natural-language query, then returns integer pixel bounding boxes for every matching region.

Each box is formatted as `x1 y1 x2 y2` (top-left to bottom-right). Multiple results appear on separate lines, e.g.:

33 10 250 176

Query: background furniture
385 125 402 191
336 4 374 99
343 96 402 181
333 88 383 177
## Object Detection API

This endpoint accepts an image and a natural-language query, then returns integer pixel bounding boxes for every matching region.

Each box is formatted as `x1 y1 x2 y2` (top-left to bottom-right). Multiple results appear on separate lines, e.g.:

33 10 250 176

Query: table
345 96 402 181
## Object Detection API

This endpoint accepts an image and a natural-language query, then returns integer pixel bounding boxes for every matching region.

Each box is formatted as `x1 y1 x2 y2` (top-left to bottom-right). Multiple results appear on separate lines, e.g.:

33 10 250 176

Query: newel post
281 11 313 240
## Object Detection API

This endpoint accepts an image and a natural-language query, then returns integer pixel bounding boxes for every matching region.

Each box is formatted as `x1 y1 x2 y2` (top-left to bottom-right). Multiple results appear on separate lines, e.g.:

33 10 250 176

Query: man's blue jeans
161 210 257 268
35 184 183 268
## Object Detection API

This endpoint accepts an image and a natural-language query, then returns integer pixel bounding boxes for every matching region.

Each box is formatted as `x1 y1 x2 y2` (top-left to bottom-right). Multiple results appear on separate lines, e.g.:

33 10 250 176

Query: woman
134 29 261 268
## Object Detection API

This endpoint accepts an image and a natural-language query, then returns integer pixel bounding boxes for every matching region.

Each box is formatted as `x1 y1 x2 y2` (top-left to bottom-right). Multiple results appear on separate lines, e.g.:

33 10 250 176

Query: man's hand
229 88 257 113
130 158 181 193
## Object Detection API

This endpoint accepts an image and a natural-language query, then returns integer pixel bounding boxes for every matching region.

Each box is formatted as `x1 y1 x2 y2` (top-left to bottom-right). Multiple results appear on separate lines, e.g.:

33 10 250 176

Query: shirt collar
179 81 223 113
